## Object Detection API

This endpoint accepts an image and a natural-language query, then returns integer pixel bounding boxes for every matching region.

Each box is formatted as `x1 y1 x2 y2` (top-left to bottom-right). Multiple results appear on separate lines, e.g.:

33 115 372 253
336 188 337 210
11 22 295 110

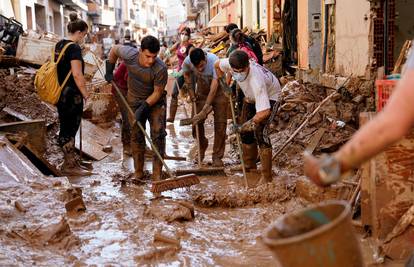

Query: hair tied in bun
69 13 78 22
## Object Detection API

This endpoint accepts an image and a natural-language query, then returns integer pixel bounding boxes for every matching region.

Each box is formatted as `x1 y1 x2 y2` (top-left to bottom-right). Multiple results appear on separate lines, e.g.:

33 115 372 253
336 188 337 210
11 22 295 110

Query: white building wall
335 0 370 76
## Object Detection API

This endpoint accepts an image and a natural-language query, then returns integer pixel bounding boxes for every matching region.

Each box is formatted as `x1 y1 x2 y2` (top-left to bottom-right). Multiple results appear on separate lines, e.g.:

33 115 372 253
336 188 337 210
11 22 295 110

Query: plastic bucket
263 200 363 267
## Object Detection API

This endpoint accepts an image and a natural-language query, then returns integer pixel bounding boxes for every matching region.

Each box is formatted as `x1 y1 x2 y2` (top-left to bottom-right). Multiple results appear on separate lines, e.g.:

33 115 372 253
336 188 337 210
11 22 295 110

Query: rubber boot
243 143 258 171
258 147 273 184
152 158 163 181
131 144 145 180
123 142 132 156
197 138 208 163
60 139 91 176
167 97 178 123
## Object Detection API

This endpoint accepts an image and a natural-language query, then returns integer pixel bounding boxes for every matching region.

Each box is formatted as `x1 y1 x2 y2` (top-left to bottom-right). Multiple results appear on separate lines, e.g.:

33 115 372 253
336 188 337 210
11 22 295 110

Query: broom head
151 173 199 193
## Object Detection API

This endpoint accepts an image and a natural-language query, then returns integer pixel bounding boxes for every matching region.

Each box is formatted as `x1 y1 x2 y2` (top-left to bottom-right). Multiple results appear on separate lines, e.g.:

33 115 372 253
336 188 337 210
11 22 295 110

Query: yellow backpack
34 42 74 105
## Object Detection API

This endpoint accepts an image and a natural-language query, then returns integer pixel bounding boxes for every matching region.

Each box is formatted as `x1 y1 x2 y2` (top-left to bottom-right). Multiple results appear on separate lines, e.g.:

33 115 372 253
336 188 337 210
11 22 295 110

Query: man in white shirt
215 50 281 184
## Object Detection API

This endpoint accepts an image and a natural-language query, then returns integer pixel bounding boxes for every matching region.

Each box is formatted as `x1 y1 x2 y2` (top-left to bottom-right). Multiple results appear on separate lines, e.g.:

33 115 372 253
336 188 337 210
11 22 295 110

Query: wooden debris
392 40 412 74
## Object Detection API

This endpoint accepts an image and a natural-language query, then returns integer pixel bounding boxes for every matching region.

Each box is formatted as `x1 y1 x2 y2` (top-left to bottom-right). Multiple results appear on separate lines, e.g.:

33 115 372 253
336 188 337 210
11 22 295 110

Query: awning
208 10 227 28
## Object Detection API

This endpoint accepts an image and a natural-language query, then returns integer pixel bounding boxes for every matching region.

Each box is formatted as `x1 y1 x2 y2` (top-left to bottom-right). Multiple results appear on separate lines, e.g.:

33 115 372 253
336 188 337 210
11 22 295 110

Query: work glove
134 100 150 123
105 60 115 82
304 152 342 187
192 104 213 125
170 70 183 79
239 119 257 133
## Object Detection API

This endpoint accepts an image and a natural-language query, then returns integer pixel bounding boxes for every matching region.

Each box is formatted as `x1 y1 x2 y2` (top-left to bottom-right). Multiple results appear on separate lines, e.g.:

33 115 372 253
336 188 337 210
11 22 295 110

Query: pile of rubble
267 77 375 175
0 68 63 167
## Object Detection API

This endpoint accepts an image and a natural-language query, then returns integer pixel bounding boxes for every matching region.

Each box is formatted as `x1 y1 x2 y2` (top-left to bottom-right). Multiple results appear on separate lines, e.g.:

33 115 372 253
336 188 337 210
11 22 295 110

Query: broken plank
0 120 46 154
3 107 31 121
305 128 326 154
20 144 62 177
0 135 44 184
75 119 109 161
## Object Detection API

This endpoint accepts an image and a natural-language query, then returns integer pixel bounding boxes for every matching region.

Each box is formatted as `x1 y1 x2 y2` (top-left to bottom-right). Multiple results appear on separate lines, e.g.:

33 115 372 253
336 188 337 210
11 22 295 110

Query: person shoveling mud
105 35 168 182
183 48 229 167
215 50 282 185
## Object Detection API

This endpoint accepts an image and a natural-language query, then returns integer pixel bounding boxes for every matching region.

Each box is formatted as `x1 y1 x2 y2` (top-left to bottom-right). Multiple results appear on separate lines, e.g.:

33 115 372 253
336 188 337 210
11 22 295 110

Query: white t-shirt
219 59 281 112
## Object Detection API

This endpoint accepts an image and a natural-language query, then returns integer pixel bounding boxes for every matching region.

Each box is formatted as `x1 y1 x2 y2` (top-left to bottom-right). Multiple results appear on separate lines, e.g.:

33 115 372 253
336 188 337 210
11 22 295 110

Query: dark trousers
128 94 167 158
57 86 83 147
240 99 277 149
171 75 185 99
192 77 228 160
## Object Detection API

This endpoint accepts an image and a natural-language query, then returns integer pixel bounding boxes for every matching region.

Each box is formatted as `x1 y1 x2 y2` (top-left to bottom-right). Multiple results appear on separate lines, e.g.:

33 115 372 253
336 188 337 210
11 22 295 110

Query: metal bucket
263 200 363 267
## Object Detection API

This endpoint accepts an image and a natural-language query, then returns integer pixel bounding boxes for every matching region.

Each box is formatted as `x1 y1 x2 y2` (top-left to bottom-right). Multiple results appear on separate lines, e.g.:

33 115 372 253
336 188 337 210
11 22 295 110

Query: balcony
56 0 88 10
87 2 101 16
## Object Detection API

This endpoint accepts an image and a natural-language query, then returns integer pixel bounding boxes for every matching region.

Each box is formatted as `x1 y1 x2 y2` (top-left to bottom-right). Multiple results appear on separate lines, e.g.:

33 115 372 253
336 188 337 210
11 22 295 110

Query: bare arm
253 109 271 124
335 70 414 171
71 60 89 99
169 42 180 53
107 44 122 64
183 71 196 100
145 85 164 106
214 61 224 78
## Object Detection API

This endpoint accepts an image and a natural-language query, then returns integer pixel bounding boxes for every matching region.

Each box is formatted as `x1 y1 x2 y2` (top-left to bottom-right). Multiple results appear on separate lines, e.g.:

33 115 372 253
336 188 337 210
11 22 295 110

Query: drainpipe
383 0 389 74
322 0 333 73
240 0 243 28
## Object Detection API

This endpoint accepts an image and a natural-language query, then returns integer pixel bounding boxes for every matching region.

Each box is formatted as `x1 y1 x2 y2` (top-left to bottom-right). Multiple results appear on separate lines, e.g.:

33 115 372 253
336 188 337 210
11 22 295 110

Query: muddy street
0 95 307 266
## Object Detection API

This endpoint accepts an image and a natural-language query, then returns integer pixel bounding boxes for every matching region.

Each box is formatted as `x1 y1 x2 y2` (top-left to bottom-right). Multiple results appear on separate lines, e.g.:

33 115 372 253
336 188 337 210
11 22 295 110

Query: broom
111 81 199 193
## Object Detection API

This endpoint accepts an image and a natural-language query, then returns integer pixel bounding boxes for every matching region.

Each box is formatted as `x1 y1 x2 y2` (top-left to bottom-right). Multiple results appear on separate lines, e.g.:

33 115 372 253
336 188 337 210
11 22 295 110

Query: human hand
135 100 150 122
304 152 342 187
192 104 212 125
240 119 256 133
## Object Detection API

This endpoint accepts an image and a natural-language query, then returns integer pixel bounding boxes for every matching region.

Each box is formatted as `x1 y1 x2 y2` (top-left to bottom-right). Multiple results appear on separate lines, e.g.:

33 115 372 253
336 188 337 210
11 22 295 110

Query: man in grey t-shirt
105 35 168 181
182 48 228 167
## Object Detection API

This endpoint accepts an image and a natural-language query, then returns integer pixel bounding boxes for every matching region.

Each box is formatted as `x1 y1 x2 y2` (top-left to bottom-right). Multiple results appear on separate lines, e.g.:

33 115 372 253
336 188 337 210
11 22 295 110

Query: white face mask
232 71 248 82
180 34 189 42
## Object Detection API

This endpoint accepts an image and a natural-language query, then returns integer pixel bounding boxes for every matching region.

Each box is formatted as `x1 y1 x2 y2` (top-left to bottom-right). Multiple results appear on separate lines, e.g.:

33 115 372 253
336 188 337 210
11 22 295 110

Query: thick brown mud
0 92 306 265
0 69 400 266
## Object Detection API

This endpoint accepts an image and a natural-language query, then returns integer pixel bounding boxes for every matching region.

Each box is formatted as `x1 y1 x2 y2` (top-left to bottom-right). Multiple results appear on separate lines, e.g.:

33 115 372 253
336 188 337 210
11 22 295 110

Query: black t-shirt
54 39 84 89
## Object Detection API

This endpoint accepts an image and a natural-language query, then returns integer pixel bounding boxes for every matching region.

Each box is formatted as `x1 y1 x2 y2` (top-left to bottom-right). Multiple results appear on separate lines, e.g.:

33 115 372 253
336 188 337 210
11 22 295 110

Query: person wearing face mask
165 27 192 122
215 50 281 184
105 36 168 182
55 12 90 175
182 48 228 167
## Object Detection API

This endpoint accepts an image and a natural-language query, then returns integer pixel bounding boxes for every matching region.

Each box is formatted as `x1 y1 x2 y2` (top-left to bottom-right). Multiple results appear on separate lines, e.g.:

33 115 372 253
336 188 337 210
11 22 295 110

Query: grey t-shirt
182 52 218 80
115 45 168 100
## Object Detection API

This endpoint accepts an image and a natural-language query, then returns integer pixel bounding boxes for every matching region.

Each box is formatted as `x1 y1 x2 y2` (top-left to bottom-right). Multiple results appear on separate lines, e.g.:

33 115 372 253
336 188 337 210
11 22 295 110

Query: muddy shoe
123 143 132 156
212 158 224 167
